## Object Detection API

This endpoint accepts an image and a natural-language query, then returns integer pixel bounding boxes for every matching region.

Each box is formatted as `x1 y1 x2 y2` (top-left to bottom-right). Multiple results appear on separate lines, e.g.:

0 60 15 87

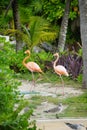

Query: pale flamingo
22 50 43 90
53 53 69 95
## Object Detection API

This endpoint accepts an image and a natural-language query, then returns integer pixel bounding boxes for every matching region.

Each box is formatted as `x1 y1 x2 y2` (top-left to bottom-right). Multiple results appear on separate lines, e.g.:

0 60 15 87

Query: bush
0 41 27 73
0 67 37 129
0 40 37 130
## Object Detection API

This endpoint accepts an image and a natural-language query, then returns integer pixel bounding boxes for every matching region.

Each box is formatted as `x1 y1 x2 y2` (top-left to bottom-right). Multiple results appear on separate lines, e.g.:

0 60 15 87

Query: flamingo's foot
29 80 36 92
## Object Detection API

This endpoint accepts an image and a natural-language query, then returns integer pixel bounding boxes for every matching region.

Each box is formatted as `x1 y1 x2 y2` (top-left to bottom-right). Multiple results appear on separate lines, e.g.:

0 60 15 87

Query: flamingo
53 53 69 95
22 50 43 90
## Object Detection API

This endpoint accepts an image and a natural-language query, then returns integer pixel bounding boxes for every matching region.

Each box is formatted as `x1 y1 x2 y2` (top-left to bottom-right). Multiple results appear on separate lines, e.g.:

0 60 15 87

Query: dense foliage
0 0 80 49
0 39 37 130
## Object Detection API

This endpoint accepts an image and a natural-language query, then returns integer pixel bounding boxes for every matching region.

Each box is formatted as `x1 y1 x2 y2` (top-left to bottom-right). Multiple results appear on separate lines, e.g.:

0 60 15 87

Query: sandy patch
18 80 83 99
36 119 87 130
18 80 87 130
18 80 84 120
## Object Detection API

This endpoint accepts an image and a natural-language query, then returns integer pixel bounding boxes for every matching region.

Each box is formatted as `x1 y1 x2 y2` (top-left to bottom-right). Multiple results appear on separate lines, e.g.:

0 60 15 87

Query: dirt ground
36 119 87 130
18 80 87 130
19 80 83 99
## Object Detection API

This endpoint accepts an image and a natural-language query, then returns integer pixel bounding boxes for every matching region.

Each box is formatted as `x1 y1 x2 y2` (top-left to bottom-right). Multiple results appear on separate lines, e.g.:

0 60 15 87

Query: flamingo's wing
54 65 69 76
26 62 42 72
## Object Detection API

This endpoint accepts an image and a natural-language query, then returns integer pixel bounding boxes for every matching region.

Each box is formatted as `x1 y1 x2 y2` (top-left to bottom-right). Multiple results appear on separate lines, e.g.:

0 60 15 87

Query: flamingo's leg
30 72 36 91
55 75 65 96
60 75 65 96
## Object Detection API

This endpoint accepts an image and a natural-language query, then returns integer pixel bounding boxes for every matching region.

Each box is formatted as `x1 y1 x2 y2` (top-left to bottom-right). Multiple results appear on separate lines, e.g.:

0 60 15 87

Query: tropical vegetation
0 0 87 129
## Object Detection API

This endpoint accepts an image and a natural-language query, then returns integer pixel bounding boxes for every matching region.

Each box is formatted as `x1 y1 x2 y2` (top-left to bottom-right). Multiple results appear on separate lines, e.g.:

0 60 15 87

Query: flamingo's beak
53 53 56 56
24 50 30 54
53 53 58 57
24 51 27 54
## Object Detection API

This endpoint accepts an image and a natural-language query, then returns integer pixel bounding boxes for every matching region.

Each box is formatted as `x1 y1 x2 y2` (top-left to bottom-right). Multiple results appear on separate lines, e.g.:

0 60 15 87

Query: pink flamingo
23 50 43 90
53 53 69 95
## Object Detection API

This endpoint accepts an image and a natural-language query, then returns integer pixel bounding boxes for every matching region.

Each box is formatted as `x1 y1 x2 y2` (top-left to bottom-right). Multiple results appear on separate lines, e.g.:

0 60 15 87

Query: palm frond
40 32 57 41
6 16 57 49
28 16 57 48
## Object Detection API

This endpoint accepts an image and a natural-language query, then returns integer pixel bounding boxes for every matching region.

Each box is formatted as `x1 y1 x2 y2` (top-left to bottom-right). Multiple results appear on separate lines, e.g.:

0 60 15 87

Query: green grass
59 92 87 117
27 92 87 118
14 70 82 88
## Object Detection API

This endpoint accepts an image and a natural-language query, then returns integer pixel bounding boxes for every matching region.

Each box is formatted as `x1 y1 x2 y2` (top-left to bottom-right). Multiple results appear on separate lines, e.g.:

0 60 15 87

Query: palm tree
58 0 71 52
12 0 22 52
21 16 57 50
79 0 87 88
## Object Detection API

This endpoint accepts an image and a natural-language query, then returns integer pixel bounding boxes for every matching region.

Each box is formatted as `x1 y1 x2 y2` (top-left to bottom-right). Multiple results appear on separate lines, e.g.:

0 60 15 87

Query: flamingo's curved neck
23 52 30 66
53 55 59 68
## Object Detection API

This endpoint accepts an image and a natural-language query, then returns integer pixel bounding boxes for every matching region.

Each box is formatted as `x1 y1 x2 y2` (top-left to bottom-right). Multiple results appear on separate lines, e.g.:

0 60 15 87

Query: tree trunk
79 0 87 88
58 0 71 52
12 0 22 52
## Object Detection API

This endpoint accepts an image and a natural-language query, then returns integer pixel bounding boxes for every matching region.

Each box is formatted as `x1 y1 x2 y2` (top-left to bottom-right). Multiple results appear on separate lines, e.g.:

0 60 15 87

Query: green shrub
0 67 37 129
0 40 37 130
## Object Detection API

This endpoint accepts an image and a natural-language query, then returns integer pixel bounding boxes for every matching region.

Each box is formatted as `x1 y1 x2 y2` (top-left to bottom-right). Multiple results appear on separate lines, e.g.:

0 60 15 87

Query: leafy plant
6 16 57 51
22 16 57 49
77 74 82 83
67 53 82 79
0 37 6 43
9 50 26 73
0 40 26 73
43 0 64 22
69 0 79 20
0 66 37 129
0 40 37 130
